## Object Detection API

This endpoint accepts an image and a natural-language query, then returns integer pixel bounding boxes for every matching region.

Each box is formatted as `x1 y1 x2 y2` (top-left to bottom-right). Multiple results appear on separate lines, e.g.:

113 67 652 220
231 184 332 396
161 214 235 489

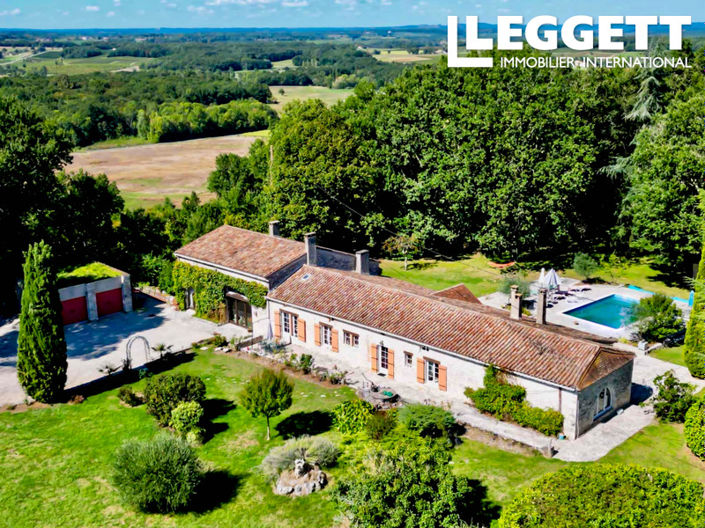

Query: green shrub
365 410 398 440
170 401 204 436
117 386 142 407
632 293 685 342
466 366 564 437
685 397 705 460
144 373 206 426
498 464 705 527
332 399 374 435
260 436 340 481
398 404 456 439
112 435 204 513
653 370 696 423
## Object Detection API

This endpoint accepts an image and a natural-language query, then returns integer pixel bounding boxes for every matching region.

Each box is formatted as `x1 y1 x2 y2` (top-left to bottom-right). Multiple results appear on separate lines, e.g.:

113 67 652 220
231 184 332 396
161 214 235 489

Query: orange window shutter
370 344 378 372
273 310 281 340
331 329 339 352
439 365 448 392
298 319 306 342
388 349 395 379
417 358 425 383
314 323 321 346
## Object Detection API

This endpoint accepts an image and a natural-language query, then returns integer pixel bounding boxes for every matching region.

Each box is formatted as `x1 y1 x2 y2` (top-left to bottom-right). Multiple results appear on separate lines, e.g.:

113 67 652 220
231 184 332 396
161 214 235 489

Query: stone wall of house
575 360 633 437
267 256 307 289
267 299 583 438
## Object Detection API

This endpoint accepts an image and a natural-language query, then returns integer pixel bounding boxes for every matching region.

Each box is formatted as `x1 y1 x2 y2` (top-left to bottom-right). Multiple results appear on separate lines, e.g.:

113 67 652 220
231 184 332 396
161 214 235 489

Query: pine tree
685 240 705 379
16 241 67 402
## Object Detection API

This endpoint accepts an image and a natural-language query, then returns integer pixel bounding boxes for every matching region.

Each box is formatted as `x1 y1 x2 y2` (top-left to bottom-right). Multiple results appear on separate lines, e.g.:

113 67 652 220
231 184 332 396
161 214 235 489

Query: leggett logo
448 15 692 68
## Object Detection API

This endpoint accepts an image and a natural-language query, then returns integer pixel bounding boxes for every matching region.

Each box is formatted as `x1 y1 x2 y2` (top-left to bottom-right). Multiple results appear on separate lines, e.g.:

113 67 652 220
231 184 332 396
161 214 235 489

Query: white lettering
659 16 691 50
598 16 624 51
625 16 658 50
525 15 558 51
562 15 593 51
497 16 523 50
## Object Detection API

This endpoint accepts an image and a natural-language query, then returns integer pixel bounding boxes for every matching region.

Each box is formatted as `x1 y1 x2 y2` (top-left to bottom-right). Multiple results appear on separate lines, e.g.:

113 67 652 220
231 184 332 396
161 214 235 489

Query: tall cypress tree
685 241 705 378
16 241 67 402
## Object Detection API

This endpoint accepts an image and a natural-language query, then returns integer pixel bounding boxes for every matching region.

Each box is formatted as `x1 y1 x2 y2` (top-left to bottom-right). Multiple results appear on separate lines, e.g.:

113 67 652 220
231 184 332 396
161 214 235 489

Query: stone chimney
536 287 547 325
510 285 522 320
268 220 280 237
304 232 317 266
355 250 370 275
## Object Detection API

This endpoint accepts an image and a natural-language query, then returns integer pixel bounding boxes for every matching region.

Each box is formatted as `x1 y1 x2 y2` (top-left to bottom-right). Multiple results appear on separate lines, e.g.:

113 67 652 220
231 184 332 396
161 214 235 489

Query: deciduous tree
239 369 293 440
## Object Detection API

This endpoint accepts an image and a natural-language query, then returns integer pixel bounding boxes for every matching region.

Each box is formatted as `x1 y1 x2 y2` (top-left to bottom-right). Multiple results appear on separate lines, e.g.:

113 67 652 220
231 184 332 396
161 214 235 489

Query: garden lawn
0 351 352 528
380 255 525 297
650 346 687 367
3 350 704 527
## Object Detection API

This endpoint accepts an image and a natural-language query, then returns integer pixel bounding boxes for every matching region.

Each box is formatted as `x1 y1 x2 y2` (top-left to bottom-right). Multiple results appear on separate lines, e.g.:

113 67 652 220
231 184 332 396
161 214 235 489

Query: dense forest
1 39 704 311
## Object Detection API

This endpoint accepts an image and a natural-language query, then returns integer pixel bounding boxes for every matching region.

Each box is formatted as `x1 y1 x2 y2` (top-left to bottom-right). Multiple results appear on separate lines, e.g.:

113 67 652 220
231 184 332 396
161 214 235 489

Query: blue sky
0 0 702 29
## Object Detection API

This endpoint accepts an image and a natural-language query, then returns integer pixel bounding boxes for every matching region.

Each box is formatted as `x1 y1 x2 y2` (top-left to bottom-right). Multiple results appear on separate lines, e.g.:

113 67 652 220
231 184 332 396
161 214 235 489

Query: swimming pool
563 295 638 329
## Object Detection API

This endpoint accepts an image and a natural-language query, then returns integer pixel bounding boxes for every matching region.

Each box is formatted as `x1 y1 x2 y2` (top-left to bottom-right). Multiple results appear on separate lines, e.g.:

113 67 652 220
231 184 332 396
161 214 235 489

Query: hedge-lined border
172 261 268 320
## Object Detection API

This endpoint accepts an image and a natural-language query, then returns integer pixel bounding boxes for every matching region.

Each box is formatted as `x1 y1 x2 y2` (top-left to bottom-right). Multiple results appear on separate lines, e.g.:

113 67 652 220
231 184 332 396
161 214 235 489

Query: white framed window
321 324 332 346
281 312 298 338
426 359 439 383
379 345 389 370
404 352 413 367
594 387 612 418
343 331 359 347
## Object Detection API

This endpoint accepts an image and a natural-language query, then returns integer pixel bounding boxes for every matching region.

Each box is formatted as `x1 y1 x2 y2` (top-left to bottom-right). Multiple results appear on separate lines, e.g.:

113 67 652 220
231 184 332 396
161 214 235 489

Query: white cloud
0 8 21 16
206 0 275 5
85 5 100 11
114 0 121 5
282 0 308 6
107 10 116 16
187 4 214 14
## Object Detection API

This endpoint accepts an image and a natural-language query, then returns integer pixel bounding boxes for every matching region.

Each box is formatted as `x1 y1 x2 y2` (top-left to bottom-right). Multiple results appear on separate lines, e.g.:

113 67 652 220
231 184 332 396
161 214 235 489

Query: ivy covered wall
172 261 268 321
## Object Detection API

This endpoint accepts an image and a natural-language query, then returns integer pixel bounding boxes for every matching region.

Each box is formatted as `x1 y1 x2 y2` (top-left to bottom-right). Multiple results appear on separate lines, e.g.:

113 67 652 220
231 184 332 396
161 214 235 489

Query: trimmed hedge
499 464 705 528
172 260 268 321
465 366 564 437
685 397 705 460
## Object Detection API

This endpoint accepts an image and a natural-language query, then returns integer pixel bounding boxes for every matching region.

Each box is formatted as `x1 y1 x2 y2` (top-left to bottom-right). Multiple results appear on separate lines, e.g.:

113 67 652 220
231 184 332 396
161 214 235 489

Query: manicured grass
380 255 530 297
650 346 687 367
382 255 689 300
563 259 690 299
268 85 354 114
0 351 353 528
1 349 704 526
57 261 122 288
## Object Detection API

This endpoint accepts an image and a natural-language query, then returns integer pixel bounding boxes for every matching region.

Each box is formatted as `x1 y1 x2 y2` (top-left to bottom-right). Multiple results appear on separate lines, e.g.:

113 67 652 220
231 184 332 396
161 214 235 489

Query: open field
0 349 703 527
67 134 259 209
9 54 155 75
269 85 354 113
367 48 440 64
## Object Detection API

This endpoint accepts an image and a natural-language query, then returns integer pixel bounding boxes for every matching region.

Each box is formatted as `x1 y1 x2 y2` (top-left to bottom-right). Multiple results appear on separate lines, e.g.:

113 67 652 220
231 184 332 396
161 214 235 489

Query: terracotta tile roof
433 284 481 304
175 225 306 280
269 266 633 390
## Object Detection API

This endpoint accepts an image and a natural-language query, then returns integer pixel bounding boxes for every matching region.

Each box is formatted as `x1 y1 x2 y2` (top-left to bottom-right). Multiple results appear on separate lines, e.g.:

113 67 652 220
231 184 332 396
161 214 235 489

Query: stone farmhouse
175 222 635 439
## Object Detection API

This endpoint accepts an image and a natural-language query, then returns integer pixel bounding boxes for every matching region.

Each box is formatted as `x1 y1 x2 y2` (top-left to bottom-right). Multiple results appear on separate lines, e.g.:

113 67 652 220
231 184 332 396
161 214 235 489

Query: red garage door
97 288 123 317
61 296 88 325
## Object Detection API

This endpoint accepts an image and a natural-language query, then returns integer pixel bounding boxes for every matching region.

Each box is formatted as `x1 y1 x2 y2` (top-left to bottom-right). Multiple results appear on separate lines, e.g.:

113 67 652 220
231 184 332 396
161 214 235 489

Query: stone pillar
355 250 370 275
269 220 280 237
86 282 99 322
536 287 547 324
510 285 522 320
121 275 133 313
305 232 317 266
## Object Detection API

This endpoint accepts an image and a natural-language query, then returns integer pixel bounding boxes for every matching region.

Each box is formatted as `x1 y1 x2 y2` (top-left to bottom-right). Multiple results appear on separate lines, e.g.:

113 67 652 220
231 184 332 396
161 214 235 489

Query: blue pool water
564 295 638 329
